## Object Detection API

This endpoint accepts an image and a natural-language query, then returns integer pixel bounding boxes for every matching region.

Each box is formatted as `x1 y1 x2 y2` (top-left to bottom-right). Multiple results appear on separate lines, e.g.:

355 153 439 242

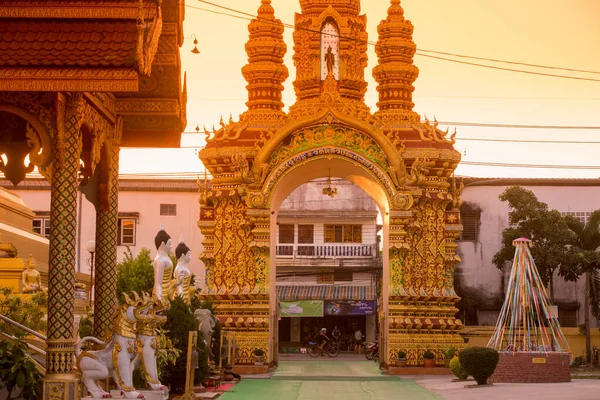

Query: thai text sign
325 300 375 316
280 300 324 317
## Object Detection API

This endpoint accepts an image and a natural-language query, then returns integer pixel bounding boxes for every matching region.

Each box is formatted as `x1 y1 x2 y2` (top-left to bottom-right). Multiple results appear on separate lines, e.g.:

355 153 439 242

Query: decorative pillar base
387 295 465 366
43 375 80 400
199 294 270 367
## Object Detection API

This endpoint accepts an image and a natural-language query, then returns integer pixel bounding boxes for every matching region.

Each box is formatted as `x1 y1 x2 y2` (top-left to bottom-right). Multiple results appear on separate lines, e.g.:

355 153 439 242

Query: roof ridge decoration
134 0 163 76
241 0 289 115
373 0 420 121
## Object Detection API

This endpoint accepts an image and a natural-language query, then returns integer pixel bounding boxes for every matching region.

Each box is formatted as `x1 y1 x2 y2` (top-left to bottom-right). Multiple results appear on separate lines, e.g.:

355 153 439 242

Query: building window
558 306 578 328
160 204 177 216
324 225 362 243
460 203 481 241
279 224 295 244
298 225 314 244
561 211 591 225
32 218 50 238
117 218 136 246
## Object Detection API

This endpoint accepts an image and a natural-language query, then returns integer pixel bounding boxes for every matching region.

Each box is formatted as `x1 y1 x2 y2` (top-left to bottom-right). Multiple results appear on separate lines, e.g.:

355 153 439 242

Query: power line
436 121 600 129
461 161 600 170
189 2 600 82
416 48 600 75
456 137 600 144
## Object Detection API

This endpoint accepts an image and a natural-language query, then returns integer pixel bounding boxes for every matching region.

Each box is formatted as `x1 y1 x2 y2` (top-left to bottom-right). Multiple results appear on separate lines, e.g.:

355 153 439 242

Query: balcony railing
276 244 376 258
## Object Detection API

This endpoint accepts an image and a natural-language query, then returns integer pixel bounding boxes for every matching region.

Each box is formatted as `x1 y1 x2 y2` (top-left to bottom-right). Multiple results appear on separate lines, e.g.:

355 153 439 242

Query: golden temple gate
198 0 465 369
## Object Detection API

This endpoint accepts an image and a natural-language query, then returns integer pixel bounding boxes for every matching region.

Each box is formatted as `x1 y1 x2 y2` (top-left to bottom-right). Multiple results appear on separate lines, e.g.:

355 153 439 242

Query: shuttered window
460 207 480 241
298 225 314 244
279 224 295 244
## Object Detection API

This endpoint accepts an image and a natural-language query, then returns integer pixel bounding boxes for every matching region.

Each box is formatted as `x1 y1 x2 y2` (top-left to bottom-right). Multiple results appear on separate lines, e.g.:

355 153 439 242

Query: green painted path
219 361 442 400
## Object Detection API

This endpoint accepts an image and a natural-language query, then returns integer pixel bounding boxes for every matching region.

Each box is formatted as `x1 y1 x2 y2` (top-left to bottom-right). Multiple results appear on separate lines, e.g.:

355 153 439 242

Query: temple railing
276 244 376 258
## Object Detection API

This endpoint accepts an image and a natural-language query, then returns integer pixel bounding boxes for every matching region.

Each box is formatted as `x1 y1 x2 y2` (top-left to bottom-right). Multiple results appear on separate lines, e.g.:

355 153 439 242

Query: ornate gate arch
199 0 465 368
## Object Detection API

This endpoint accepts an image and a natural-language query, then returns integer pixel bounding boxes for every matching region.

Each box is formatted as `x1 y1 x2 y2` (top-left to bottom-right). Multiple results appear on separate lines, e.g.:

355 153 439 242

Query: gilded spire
373 0 420 117
241 0 289 112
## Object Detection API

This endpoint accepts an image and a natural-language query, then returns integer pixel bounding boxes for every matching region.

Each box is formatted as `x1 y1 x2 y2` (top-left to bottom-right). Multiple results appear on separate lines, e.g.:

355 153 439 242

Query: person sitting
317 328 330 355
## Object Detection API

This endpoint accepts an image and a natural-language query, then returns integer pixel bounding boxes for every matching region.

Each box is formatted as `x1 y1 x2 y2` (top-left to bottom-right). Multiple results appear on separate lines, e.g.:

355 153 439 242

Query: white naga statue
194 309 217 361
153 226 174 306
173 234 193 305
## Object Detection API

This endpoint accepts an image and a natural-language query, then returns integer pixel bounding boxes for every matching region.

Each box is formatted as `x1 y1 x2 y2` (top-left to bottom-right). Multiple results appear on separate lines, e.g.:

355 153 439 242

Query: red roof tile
0 19 139 67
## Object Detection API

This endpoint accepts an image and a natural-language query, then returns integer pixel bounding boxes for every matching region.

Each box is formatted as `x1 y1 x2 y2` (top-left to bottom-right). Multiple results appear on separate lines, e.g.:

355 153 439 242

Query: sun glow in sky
119 0 600 179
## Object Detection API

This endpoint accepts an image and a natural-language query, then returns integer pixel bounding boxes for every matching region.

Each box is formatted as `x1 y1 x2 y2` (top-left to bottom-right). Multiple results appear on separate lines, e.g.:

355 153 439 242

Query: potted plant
423 350 436 368
396 351 407 367
253 348 265 366
443 347 457 367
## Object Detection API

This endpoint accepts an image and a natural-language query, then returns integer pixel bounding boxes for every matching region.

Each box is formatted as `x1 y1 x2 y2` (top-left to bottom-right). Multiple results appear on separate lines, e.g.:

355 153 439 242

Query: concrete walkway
220 361 442 400
417 376 600 400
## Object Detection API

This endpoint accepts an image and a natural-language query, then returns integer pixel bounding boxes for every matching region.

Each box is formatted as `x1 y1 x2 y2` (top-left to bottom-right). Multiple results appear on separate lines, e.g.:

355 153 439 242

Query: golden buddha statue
21 255 47 293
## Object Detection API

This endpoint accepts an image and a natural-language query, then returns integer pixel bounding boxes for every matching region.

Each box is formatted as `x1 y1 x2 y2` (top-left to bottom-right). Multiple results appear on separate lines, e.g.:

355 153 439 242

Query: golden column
93 126 121 339
43 93 83 400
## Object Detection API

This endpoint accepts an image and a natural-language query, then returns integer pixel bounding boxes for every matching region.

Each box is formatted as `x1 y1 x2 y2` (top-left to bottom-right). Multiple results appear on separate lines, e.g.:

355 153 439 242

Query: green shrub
449 356 468 380
397 351 407 360
116 248 154 305
458 347 499 385
423 350 435 360
0 337 42 400
162 297 210 393
77 306 94 338
444 347 457 359
0 286 47 336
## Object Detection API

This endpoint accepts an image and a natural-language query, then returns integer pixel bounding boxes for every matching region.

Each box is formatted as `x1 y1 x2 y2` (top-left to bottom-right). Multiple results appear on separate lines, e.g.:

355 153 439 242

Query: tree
563 210 600 363
492 186 576 302
116 248 154 304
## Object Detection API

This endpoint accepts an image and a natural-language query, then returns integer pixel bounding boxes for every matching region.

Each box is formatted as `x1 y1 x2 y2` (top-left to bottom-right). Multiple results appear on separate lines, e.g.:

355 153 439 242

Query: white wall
458 184 600 327
8 184 206 287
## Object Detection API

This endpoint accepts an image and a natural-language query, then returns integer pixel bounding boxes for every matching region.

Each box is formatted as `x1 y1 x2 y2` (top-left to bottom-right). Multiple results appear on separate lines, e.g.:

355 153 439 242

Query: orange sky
118 0 600 179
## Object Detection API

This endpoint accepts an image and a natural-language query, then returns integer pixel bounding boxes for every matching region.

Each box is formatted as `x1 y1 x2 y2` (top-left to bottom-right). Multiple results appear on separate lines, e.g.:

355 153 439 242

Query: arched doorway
268 156 391 364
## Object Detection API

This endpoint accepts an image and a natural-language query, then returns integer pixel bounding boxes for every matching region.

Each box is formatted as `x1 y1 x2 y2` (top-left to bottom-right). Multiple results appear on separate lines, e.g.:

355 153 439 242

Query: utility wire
189 1 600 82
436 121 600 129
460 161 600 170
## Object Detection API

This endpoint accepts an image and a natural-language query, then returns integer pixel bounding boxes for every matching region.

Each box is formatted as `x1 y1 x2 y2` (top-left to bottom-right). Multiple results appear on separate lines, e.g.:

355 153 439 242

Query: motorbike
365 341 379 361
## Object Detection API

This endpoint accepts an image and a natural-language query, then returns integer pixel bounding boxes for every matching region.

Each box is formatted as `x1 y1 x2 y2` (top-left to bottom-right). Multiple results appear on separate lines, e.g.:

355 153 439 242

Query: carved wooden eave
116 1 187 148
0 0 163 92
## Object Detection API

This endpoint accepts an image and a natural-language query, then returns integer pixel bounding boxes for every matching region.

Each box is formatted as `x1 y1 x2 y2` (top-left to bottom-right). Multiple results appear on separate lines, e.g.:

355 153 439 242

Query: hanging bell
191 38 200 54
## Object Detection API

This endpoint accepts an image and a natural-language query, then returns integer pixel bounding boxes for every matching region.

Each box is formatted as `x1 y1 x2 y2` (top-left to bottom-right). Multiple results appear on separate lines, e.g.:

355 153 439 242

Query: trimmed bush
423 350 435 360
449 356 468 380
397 351 407 360
458 347 499 385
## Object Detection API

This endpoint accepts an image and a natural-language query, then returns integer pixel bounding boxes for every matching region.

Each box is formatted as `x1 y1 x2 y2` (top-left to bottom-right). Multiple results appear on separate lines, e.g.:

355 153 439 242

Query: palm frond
564 215 585 247
584 210 600 251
